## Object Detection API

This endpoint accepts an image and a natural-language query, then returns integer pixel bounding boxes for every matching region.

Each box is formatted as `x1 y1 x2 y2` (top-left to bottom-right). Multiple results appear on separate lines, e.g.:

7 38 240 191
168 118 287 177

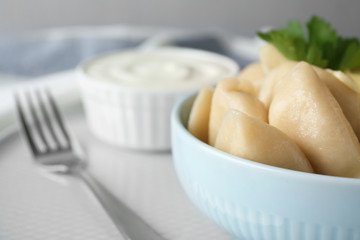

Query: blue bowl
171 94 360 240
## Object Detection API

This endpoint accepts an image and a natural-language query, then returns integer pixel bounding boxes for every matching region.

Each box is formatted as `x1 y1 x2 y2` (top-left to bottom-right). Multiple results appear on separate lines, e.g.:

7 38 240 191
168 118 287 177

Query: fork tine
35 89 61 150
45 88 72 148
15 93 40 155
26 91 50 152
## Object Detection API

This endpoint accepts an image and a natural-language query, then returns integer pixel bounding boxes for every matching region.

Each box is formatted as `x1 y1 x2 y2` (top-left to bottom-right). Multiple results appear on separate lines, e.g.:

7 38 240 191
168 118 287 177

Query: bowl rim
77 46 240 94
172 93 360 185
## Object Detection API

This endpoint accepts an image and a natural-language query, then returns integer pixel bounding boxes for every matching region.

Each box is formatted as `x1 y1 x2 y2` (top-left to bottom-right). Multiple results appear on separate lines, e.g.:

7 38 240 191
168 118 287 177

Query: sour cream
79 47 239 150
83 47 239 90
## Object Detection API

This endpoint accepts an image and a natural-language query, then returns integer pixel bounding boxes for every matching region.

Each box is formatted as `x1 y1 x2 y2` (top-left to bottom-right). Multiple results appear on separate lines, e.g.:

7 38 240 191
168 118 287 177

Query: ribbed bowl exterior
171 95 360 240
79 75 185 150
187 185 360 240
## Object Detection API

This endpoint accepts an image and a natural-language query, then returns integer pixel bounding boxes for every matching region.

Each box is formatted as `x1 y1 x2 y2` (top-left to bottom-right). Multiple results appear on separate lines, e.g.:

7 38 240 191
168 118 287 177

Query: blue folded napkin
0 28 254 78
0 36 142 77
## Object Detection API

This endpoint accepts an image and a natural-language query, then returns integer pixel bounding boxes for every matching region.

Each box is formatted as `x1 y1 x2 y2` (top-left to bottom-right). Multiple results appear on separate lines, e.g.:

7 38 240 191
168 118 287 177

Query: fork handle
75 170 167 240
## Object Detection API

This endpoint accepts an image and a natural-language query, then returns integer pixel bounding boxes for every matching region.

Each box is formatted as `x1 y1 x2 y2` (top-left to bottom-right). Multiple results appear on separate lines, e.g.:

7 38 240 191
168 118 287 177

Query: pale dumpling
346 68 360 90
258 61 297 108
188 87 214 143
215 109 313 173
232 78 258 97
237 62 266 96
209 78 268 146
259 44 294 73
269 61 360 178
328 69 360 93
314 67 360 140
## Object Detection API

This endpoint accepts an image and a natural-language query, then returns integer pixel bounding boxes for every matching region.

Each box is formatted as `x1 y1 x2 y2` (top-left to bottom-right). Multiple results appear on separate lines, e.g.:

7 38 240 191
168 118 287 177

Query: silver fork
15 89 166 240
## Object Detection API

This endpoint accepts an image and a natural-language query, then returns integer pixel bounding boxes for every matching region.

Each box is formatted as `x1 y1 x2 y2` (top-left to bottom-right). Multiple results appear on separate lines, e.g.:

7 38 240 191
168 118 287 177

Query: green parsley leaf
339 38 360 71
257 16 360 71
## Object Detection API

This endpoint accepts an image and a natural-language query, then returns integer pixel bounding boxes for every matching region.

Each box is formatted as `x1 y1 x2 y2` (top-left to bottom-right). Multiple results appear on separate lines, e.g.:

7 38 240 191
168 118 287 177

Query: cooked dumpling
346 68 360 90
269 62 360 178
232 78 258 97
215 109 313 173
237 62 266 96
258 61 297 108
314 67 360 140
209 78 268 146
188 87 214 143
328 69 360 93
259 44 294 73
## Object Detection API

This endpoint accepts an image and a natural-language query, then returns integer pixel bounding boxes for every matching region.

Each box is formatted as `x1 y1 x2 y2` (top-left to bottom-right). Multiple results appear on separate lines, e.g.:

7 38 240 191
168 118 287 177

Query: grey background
0 0 359 37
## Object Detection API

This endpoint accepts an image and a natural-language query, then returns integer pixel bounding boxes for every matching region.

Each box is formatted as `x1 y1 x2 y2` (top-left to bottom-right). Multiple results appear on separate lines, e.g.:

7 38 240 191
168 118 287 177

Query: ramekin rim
76 46 239 94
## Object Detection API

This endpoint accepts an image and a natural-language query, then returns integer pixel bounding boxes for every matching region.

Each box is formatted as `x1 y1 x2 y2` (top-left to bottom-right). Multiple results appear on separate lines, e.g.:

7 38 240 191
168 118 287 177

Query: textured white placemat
0 132 122 240
0 72 232 240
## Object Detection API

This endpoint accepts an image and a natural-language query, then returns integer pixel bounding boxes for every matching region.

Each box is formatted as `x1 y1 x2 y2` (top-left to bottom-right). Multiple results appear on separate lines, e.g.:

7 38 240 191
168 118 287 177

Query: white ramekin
78 47 239 151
